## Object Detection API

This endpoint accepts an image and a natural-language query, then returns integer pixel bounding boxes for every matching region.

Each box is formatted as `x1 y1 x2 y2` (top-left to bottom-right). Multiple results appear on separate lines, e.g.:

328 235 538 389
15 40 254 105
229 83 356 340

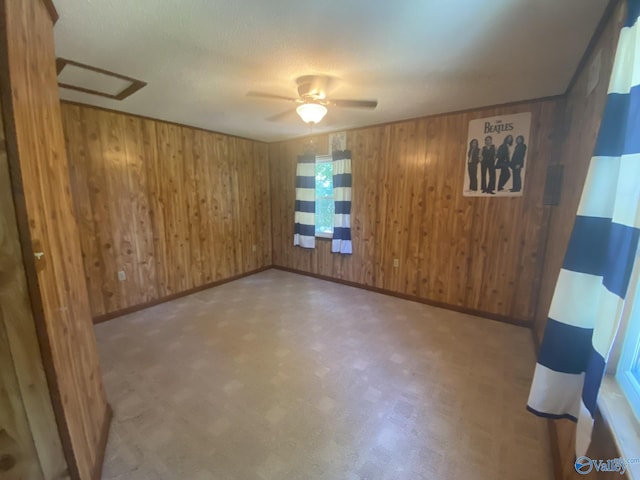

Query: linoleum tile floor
96 269 551 480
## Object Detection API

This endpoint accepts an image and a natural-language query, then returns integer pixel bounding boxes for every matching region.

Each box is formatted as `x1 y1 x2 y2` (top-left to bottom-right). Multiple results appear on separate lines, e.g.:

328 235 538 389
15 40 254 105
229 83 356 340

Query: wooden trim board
94 265 533 330
272 265 533 328
41 0 57 24
275 94 565 144
92 404 112 480
93 266 272 323
547 418 564 480
564 0 621 95
61 94 564 146
57 58 147 101
60 100 269 145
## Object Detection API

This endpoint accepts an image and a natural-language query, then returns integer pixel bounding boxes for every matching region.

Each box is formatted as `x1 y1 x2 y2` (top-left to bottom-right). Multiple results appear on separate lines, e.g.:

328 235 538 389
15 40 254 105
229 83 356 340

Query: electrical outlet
117 270 126 281
252 244 257 252
393 259 399 268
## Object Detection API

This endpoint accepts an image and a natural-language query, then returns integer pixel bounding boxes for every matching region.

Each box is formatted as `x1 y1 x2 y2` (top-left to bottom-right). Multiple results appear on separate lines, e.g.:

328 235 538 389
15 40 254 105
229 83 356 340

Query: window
599 249 640 480
315 155 334 237
616 257 640 422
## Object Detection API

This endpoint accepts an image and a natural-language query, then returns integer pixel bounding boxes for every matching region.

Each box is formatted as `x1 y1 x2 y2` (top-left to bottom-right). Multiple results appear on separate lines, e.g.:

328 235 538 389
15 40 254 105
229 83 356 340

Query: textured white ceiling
54 0 608 142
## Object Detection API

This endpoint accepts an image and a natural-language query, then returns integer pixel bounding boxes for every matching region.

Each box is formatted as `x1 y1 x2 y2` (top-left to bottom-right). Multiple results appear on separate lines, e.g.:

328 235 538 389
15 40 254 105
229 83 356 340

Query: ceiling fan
247 75 377 125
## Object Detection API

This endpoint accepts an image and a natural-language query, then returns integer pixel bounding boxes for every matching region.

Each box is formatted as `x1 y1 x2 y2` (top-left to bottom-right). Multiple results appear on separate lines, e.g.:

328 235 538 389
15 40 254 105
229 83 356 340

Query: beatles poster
463 112 531 197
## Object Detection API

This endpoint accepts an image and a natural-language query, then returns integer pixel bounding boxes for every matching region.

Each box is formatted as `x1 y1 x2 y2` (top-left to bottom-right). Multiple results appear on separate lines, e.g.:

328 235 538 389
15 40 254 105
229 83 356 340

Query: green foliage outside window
315 161 334 235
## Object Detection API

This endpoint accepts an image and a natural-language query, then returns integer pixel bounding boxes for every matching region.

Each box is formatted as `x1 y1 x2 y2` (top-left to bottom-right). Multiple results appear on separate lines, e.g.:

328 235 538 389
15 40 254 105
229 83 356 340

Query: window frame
599 248 640 480
314 154 334 239
615 253 640 423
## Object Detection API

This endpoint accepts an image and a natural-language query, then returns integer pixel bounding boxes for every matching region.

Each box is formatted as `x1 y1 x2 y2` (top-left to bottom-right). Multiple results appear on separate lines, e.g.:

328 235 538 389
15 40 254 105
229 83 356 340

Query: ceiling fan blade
329 99 378 109
267 108 298 122
247 91 299 102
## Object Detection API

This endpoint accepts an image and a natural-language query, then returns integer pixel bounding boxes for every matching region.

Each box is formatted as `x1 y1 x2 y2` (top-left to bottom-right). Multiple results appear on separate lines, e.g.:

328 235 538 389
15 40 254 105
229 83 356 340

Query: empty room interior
3 0 640 479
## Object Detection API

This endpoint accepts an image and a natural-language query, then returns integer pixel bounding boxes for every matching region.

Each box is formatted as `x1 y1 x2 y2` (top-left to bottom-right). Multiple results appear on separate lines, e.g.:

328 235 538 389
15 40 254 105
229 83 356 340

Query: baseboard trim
93 266 272 324
95 264 532 328
547 418 563 480
271 265 532 329
92 403 113 480
529 314 560 479
531 327 542 352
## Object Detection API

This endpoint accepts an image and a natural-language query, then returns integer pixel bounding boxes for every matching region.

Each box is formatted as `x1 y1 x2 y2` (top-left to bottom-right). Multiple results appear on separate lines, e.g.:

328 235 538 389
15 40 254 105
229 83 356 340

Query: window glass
315 159 334 236
616 255 640 421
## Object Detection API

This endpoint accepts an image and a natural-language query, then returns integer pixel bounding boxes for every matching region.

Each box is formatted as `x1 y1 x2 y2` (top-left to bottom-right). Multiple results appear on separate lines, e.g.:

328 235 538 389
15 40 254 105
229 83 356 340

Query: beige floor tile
96 270 552 479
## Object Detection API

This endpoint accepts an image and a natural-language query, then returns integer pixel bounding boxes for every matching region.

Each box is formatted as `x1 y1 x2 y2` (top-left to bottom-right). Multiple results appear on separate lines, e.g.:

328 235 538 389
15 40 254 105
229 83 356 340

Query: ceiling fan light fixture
296 102 327 124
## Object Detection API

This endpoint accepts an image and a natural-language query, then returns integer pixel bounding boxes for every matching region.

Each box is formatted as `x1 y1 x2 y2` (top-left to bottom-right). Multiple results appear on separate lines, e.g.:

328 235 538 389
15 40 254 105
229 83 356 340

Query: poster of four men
463 112 531 197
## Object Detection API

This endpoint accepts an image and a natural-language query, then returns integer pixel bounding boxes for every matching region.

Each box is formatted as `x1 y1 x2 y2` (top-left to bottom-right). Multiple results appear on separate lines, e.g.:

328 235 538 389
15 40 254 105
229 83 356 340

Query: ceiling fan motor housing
296 75 330 102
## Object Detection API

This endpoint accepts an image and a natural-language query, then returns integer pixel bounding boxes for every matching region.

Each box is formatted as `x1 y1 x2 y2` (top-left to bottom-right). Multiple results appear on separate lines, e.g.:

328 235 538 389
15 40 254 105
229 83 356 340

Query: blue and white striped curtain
528 0 640 455
332 150 352 254
293 154 316 249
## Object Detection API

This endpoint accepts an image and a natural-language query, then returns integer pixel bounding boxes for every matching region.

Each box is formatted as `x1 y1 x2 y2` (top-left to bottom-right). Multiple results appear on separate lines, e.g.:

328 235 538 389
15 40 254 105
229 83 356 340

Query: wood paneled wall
534 2 626 479
0 0 109 478
61 103 272 318
270 100 560 324
534 2 623 339
0 91 68 480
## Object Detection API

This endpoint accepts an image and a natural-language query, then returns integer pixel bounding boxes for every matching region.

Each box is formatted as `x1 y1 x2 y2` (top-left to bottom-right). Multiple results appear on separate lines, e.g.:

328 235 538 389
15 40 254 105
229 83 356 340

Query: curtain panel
332 150 353 254
294 154 316 249
527 0 640 455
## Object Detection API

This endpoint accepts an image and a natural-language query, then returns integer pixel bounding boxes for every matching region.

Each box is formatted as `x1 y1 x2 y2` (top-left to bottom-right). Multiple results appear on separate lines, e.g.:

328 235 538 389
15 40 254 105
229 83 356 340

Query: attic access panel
56 58 146 100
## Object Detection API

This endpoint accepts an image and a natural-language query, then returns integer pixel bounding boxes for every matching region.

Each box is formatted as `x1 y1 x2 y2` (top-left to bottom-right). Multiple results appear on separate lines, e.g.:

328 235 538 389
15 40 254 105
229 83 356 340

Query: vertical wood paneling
0 0 109 478
0 93 69 480
64 105 106 316
103 112 139 309
142 118 170 298
61 104 273 318
536 2 626 478
200 131 225 281
534 2 623 339
223 137 241 276
193 129 215 284
349 126 382 286
192 130 212 284
236 139 265 273
182 128 203 288
270 100 560 324
255 140 273 268
122 115 158 305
